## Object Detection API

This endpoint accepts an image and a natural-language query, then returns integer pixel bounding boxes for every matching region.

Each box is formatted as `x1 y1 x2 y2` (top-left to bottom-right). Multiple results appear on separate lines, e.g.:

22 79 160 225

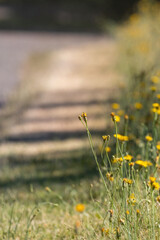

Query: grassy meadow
1 0 160 239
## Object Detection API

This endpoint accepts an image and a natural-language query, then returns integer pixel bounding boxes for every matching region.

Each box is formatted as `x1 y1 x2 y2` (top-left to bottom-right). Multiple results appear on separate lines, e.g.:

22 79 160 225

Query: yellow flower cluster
113 134 129 141
123 178 133 184
145 135 153 142
152 103 160 114
135 160 152 168
106 172 114 182
148 176 160 190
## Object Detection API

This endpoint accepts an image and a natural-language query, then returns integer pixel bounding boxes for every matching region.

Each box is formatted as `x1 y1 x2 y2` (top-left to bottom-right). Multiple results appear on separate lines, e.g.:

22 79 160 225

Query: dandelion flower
129 162 135 167
124 155 133 161
156 145 160 151
145 135 153 141
152 182 160 190
148 176 160 190
134 102 143 110
136 209 140 216
102 135 108 141
135 160 152 167
123 178 133 184
126 210 129 215
150 86 157 92
152 107 158 113
112 157 120 163
113 134 129 141
105 146 111 153
75 204 85 213
114 115 120 122
106 173 114 181
152 103 159 108
149 176 156 183
151 76 159 84
112 103 120 110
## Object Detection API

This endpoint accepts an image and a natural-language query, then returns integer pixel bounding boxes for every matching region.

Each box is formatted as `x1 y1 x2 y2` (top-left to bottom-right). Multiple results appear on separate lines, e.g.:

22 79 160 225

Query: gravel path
0 31 106 104
0 31 119 160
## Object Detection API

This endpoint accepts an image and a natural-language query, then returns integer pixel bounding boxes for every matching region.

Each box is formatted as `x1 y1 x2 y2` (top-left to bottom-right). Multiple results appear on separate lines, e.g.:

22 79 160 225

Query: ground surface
0 31 120 160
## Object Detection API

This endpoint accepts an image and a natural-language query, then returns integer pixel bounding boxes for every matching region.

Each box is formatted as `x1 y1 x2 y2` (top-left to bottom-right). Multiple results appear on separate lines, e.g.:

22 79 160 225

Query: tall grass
78 1 160 239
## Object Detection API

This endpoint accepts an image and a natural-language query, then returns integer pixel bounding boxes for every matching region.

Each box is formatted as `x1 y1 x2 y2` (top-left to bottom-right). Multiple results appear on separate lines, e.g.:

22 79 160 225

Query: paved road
0 31 106 105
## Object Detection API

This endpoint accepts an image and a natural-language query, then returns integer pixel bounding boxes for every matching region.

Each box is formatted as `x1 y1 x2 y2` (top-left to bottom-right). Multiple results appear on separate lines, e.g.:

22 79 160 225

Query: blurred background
0 0 139 31
0 0 155 196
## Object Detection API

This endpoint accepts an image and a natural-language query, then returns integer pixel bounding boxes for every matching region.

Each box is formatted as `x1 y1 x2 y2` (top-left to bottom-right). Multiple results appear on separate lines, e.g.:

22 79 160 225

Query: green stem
85 122 108 192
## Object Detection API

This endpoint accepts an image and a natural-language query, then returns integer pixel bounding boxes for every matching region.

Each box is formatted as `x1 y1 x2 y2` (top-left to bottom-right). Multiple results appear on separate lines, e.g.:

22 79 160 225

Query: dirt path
0 36 120 160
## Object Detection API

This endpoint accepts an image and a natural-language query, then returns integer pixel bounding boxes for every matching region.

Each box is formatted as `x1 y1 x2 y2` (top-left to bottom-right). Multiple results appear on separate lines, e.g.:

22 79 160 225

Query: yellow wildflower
135 160 152 167
114 115 120 122
149 176 156 183
145 135 153 141
80 112 87 122
134 102 143 110
136 209 140 216
123 178 133 184
148 176 160 190
113 134 129 141
81 112 87 118
112 157 122 163
150 86 157 92
152 107 158 113
126 210 130 215
152 103 159 108
124 114 129 120
156 145 160 151
105 146 111 153
110 112 115 121
151 76 159 84
106 173 114 182
124 155 133 161
152 182 160 190
112 103 120 110
102 135 108 141
129 162 135 167
75 204 85 213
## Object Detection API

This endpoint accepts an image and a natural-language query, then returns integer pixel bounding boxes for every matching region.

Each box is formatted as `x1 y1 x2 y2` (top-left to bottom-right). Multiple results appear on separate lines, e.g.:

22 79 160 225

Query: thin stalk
85 122 108 192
